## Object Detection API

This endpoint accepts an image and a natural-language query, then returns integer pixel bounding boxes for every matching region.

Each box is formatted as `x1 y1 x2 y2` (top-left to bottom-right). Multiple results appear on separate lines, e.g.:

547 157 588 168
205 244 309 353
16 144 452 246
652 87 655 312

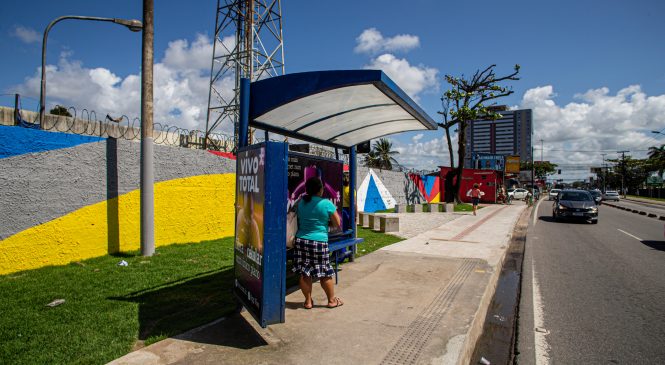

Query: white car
603 191 620 201
548 188 561 200
509 188 529 200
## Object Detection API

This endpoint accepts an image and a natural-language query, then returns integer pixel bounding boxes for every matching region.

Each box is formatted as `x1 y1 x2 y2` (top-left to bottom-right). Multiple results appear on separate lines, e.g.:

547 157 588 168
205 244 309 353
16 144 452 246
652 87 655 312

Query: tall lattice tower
204 0 285 150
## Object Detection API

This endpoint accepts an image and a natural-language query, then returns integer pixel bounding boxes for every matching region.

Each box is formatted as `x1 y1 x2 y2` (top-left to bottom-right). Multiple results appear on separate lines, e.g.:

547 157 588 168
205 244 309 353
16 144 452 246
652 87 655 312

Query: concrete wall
0 125 236 274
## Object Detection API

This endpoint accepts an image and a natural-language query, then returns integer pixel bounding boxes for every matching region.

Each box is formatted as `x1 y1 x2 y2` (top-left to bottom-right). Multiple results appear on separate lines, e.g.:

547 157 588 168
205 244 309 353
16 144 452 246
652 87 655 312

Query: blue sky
2 0 665 180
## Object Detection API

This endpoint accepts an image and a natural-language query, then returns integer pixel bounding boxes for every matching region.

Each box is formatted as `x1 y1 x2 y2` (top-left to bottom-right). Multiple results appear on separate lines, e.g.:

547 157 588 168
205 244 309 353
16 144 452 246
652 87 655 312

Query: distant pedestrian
466 183 485 216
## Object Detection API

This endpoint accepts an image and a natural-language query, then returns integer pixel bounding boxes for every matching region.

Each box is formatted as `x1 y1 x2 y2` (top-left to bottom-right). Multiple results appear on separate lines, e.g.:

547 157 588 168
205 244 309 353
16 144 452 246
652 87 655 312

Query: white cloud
521 84 665 180
364 53 438 100
391 84 665 176
354 28 419 54
12 26 40 44
12 34 236 132
391 132 458 171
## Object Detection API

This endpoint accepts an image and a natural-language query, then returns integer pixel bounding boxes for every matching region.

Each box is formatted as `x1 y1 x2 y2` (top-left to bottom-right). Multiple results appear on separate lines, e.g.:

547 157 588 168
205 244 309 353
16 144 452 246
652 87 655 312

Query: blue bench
287 236 364 284
328 237 364 283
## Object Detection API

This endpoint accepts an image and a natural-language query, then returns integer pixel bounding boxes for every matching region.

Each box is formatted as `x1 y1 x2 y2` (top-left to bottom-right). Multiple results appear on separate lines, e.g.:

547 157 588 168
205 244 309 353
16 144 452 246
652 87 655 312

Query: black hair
303 177 323 202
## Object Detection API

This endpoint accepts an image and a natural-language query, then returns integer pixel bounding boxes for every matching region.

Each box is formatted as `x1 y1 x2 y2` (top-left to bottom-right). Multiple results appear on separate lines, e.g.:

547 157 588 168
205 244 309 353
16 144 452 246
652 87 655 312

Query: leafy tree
438 64 520 202
49 105 72 117
647 144 665 178
520 161 558 179
363 138 399 170
605 156 652 192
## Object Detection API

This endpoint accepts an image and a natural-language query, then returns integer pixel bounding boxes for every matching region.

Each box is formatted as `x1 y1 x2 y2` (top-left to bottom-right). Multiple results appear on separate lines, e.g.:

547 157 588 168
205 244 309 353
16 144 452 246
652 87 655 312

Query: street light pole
601 153 607 192
39 15 142 127
140 0 155 256
618 150 628 198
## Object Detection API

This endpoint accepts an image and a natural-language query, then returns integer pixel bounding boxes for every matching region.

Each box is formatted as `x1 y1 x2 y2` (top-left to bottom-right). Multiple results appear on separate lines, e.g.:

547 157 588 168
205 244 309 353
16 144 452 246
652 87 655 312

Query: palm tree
364 138 400 170
648 144 665 178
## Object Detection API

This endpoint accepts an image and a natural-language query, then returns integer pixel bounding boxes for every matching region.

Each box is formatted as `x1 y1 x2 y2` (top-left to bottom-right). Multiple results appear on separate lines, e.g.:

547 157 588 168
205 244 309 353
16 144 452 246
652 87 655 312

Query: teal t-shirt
296 196 337 242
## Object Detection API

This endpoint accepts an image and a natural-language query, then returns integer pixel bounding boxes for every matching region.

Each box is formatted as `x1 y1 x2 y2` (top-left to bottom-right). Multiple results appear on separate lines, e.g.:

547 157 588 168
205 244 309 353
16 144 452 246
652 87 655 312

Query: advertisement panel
505 155 520 173
472 153 505 171
287 152 343 236
234 145 265 319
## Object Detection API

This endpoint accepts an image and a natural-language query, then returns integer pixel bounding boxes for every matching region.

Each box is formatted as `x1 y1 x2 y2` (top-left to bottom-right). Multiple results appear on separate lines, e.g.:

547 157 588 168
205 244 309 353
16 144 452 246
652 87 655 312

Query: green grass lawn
1 229 404 364
627 194 665 202
455 203 476 212
0 238 238 365
355 227 404 258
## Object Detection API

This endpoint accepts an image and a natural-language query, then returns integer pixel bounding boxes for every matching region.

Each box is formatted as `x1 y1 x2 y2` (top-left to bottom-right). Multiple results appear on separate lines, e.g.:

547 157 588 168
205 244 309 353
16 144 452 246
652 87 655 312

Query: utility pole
601 153 607 192
540 139 544 162
617 150 628 198
140 0 155 256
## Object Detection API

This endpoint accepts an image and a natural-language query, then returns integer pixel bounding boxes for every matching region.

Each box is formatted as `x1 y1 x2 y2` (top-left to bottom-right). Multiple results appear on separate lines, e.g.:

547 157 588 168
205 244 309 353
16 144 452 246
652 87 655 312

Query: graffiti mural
408 173 440 203
0 125 236 275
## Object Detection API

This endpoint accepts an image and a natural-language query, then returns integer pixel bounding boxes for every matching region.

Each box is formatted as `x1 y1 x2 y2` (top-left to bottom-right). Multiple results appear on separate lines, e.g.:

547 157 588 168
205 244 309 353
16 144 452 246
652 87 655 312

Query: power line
533 148 649 153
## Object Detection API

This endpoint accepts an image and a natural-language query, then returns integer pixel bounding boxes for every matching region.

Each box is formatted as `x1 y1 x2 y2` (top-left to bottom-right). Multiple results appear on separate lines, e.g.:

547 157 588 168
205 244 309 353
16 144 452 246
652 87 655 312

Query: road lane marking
532 260 551 365
533 197 545 226
617 229 643 241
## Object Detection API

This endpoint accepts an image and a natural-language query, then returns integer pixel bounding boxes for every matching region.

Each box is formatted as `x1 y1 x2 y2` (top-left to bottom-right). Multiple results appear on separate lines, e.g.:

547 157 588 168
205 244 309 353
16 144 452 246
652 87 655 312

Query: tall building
464 108 532 168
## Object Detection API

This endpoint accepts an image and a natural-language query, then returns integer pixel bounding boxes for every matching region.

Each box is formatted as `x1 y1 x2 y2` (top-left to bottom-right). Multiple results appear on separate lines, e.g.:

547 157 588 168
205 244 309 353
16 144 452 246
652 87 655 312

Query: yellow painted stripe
1 174 236 275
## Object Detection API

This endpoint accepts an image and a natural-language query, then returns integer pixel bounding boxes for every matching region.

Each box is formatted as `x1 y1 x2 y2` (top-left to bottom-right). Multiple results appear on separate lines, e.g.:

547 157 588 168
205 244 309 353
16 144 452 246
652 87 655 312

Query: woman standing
466 183 485 216
293 177 344 309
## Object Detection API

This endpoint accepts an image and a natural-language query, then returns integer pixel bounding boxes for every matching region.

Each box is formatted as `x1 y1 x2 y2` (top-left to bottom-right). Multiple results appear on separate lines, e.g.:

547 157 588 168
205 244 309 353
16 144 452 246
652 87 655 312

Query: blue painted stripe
423 176 436 195
0 125 105 159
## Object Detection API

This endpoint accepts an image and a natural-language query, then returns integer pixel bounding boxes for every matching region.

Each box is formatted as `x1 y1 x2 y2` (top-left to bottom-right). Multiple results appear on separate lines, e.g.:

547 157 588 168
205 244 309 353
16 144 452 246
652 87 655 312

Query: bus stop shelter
232 70 437 327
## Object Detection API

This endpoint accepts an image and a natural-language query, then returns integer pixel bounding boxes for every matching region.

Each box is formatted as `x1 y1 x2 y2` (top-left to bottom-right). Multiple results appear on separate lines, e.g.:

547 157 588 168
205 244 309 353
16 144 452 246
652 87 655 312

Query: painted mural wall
355 167 428 212
408 173 441 203
0 125 236 275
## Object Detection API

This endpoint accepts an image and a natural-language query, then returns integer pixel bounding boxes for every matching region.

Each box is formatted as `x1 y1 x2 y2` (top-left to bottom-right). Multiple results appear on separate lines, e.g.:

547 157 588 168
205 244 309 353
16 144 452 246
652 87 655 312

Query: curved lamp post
39 16 142 126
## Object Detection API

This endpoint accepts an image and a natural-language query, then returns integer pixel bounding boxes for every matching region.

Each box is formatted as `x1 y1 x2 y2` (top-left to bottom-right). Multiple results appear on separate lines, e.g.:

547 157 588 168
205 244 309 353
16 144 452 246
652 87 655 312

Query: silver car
509 188 529 200
548 188 561 201
603 191 620 201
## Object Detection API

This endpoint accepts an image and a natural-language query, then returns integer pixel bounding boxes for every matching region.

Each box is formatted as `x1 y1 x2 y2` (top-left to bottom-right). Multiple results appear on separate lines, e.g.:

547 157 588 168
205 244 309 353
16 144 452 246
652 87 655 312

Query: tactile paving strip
380 258 480 365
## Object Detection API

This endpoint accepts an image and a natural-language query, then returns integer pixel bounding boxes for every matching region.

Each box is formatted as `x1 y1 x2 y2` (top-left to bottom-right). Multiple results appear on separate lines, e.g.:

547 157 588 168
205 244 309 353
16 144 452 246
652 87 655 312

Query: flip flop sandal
304 301 314 310
327 297 344 309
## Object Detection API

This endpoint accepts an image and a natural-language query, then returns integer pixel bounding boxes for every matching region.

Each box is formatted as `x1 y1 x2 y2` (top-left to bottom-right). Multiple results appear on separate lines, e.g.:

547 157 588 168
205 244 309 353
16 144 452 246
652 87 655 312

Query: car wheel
591 219 598 224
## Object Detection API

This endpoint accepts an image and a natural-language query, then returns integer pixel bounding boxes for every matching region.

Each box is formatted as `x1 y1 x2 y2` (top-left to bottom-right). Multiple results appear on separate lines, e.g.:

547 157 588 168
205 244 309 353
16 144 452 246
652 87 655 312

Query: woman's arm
329 210 341 229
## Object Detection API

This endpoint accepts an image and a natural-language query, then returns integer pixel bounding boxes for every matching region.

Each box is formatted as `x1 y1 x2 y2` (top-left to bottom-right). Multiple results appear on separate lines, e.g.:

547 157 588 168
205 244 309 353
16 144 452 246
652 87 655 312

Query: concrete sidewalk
109 204 526 365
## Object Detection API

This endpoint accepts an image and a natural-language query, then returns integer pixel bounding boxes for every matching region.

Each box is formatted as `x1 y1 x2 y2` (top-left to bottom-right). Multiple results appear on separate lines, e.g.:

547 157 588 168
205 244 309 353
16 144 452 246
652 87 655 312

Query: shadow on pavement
538 216 595 224
174 312 268 349
640 240 665 252
109 267 245 346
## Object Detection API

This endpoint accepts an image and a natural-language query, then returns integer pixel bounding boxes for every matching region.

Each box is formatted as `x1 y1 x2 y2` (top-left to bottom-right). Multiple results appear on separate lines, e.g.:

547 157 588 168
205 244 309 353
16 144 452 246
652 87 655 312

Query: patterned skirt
292 237 335 278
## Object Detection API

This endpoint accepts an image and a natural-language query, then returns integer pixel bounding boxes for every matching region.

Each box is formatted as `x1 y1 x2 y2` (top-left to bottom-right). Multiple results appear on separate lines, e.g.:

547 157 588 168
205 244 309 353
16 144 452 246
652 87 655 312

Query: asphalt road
609 198 665 216
516 199 665 364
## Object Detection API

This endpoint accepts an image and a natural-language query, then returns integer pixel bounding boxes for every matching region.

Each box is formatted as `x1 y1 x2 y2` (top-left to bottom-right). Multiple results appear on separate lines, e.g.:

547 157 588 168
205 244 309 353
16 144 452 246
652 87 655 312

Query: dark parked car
553 189 598 224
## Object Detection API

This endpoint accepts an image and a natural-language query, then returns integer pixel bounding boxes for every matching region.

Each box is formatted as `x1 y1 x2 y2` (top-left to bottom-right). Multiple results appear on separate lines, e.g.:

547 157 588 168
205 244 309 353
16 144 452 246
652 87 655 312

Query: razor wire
14 105 235 152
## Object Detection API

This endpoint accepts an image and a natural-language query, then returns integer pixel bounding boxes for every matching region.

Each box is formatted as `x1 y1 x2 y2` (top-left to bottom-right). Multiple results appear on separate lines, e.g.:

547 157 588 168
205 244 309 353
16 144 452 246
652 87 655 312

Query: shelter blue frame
233 70 437 328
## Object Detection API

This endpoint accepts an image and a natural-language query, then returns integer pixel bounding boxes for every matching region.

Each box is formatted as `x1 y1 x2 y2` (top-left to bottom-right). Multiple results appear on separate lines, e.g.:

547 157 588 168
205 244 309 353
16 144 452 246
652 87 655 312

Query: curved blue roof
248 70 437 148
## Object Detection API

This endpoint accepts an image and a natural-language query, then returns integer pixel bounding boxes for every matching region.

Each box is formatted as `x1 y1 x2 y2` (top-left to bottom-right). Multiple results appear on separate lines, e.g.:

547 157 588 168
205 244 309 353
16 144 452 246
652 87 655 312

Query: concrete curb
457 204 529 365
602 202 665 221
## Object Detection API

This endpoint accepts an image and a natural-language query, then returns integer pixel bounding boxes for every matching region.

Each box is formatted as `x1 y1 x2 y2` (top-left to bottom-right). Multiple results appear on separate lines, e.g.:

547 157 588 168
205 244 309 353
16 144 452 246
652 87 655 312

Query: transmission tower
204 0 285 150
